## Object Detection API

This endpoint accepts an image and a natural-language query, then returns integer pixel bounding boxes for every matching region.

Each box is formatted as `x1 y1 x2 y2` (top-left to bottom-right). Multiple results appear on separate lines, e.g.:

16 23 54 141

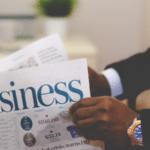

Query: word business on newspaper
0 79 83 113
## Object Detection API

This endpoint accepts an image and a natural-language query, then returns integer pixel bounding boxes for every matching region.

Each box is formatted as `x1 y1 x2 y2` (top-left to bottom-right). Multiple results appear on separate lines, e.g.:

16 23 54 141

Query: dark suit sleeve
141 109 150 148
105 48 150 99
105 49 150 149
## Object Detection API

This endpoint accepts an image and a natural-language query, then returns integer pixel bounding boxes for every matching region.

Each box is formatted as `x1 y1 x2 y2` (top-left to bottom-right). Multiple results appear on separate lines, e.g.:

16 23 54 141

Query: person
68 48 150 150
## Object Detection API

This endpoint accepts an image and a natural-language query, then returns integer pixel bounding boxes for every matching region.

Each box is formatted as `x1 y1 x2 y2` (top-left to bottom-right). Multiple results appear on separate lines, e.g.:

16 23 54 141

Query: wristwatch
127 114 143 146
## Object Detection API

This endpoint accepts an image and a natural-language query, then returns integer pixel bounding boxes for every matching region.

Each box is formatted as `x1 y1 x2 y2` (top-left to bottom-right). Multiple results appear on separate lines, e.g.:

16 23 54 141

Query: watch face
133 124 143 142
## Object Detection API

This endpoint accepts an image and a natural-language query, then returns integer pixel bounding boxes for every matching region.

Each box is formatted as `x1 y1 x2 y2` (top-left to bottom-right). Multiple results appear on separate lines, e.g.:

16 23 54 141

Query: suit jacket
105 48 150 149
106 48 150 99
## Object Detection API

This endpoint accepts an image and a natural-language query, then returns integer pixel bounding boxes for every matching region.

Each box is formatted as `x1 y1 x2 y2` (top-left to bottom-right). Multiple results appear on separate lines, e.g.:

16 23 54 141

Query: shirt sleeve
101 68 123 97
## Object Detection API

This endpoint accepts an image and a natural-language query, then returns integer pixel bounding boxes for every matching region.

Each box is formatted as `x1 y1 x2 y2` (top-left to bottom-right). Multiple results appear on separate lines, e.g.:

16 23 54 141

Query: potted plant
34 0 78 39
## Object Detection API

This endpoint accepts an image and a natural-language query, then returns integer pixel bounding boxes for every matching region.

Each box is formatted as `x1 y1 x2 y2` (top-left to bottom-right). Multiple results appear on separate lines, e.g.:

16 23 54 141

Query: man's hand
68 96 137 148
88 67 111 97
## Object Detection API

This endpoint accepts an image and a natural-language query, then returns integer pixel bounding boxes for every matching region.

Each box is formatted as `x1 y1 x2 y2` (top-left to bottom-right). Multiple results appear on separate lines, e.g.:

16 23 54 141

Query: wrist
91 74 111 97
99 74 111 95
89 67 111 97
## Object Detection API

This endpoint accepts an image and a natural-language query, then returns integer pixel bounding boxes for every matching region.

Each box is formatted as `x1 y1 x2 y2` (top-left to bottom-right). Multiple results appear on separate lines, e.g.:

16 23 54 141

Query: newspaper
0 59 102 150
0 35 103 150
0 34 68 72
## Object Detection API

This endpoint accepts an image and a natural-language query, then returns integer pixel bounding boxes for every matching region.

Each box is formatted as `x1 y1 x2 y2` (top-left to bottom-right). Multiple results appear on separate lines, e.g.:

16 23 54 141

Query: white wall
0 0 36 15
69 0 144 71
142 0 150 51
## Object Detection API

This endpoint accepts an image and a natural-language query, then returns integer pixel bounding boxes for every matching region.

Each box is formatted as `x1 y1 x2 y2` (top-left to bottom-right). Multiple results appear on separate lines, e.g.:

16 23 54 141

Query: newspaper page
0 59 103 150
0 34 68 72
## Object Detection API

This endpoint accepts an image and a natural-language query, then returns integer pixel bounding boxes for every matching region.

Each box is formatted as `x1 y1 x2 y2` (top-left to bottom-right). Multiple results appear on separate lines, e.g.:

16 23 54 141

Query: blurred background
0 0 149 72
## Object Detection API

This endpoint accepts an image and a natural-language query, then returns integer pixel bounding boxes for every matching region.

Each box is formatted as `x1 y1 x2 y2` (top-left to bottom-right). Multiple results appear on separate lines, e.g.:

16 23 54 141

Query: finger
69 98 99 116
72 123 84 136
76 128 84 136
73 107 95 123
76 117 97 131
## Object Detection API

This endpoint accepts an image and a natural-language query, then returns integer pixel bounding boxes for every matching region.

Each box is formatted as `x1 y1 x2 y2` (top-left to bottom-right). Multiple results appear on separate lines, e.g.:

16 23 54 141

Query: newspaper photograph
0 59 103 150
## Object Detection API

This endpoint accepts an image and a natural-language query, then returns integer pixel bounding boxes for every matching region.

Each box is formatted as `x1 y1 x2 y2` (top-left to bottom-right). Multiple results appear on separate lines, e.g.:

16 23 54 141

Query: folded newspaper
0 34 103 150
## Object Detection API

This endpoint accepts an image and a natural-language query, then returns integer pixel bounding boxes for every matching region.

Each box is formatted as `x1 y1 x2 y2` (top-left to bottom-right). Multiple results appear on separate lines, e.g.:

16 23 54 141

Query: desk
0 34 99 71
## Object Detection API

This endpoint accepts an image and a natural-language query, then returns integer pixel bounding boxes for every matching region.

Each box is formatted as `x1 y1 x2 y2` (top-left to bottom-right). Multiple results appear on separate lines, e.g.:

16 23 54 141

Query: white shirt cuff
101 68 123 97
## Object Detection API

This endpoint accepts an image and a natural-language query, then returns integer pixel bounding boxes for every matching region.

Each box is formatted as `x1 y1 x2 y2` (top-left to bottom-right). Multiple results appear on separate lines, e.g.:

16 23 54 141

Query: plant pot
44 17 68 40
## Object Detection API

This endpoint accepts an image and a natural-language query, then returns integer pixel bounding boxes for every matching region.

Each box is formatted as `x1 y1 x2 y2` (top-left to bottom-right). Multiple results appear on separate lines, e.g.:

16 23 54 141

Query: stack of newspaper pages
0 34 103 150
